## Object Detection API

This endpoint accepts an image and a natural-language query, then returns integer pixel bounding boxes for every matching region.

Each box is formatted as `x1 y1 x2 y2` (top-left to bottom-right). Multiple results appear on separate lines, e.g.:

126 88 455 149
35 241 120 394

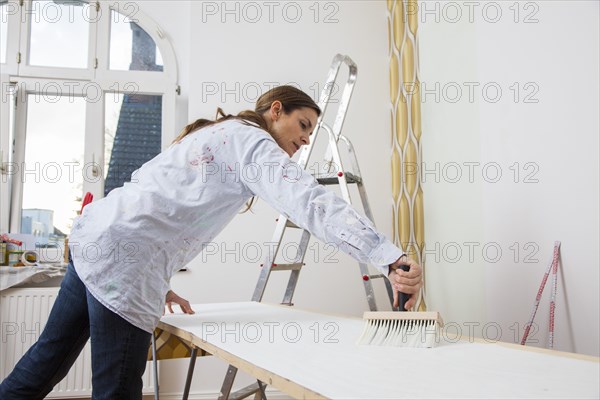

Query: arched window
0 0 179 245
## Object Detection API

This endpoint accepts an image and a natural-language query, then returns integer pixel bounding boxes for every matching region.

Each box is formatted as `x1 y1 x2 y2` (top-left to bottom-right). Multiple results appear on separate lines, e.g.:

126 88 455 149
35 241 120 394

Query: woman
0 86 422 399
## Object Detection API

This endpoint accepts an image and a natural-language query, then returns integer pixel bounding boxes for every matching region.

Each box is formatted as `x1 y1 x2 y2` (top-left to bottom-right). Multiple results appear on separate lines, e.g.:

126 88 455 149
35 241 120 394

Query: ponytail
172 108 268 144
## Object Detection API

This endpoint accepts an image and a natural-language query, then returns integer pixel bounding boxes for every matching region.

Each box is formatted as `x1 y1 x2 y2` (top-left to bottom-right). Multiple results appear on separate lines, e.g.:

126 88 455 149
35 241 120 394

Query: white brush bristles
357 312 443 348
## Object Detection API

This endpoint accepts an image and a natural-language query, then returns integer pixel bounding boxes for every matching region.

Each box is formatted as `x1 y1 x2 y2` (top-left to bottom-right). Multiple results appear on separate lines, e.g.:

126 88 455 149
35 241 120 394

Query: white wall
418 5 488 340
420 0 599 356
134 0 191 131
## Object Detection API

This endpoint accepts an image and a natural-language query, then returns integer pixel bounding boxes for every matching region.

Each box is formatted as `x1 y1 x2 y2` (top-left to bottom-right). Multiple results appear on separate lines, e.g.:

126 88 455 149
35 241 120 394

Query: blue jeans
0 262 152 400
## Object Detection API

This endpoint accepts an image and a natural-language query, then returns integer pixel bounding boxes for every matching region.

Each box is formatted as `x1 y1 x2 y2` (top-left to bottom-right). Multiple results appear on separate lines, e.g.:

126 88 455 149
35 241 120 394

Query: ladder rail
252 217 288 302
338 135 371 219
323 56 358 173
297 54 357 171
336 134 396 309
323 123 352 203
282 229 311 306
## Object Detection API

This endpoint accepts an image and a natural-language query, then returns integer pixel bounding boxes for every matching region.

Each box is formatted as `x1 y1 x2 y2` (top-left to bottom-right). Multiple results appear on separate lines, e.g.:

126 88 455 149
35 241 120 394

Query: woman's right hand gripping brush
388 254 423 311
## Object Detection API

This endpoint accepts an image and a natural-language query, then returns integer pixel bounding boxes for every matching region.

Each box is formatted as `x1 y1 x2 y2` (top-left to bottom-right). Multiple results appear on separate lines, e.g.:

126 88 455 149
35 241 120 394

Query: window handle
0 150 7 175
92 153 100 178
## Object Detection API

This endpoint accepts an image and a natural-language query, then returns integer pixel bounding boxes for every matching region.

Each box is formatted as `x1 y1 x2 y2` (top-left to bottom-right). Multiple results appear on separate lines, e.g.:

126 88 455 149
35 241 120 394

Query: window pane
29 0 89 68
104 93 162 196
21 95 85 241
1 3 8 64
109 10 163 71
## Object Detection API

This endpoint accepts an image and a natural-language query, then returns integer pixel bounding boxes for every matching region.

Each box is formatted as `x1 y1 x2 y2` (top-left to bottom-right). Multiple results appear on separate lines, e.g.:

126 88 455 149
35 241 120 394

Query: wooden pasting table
155 302 599 399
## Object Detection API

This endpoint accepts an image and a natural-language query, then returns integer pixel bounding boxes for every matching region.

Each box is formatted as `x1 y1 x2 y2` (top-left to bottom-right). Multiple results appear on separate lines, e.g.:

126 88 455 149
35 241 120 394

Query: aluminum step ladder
217 54 395 400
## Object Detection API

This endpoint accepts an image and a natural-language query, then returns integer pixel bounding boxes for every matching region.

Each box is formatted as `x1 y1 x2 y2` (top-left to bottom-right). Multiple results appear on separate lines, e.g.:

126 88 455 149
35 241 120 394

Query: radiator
0 287 154 398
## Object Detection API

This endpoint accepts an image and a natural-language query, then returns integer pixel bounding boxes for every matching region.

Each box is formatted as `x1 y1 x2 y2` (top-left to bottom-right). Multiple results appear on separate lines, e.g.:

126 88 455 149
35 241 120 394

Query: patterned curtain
387 0 426 310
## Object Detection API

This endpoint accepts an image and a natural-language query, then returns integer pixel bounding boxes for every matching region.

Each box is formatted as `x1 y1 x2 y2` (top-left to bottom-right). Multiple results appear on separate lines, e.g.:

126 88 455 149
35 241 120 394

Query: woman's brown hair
172 85 321 144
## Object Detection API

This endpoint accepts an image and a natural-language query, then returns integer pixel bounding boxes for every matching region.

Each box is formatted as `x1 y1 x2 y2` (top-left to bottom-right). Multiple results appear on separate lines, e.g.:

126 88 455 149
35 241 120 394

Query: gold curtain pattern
388 0 426 310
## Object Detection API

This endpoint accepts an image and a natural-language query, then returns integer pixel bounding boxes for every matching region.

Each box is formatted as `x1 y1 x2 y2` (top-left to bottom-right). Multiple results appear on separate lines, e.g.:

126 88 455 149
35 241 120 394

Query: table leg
151 332 159 400
182 348 198 400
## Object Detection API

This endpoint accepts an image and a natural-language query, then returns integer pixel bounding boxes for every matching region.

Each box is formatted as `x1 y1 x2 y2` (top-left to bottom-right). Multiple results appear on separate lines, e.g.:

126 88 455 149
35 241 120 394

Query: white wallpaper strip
159 302 599 399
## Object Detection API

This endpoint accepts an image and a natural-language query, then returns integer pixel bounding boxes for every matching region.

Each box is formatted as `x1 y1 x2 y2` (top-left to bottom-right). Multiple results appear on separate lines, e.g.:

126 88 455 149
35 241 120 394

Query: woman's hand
388 255 423 310
165 290 195 315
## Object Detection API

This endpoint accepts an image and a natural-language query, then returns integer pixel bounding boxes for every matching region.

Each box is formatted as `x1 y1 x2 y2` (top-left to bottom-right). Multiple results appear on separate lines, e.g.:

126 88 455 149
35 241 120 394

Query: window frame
0 0 179 233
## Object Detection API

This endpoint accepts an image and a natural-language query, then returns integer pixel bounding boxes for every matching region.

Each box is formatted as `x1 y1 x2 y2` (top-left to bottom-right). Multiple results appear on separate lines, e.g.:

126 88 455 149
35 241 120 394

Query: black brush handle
398 264 411 312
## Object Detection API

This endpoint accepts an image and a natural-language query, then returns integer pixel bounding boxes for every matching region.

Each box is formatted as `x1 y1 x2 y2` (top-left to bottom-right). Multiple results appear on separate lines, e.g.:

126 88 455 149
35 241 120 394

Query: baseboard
154 388 292 400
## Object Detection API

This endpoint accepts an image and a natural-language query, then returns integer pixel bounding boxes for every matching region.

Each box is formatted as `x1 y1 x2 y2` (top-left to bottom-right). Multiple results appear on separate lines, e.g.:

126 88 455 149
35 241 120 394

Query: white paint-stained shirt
69 119 404 333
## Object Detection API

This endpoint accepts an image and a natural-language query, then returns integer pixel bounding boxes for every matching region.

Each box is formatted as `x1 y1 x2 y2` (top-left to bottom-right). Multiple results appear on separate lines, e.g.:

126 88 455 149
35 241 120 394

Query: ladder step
226 382 260 400
261 262 304 271
362 273 387 281
275 217 301 229
315 171 361 185
275 218 302 229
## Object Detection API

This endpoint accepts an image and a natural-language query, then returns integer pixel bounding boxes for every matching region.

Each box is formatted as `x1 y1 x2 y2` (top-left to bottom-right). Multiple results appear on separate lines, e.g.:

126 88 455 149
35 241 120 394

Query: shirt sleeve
240 136 404 277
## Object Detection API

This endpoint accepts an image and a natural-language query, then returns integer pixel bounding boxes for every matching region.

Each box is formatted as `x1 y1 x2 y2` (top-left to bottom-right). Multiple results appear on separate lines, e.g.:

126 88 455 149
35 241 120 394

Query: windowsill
0 263 67 291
